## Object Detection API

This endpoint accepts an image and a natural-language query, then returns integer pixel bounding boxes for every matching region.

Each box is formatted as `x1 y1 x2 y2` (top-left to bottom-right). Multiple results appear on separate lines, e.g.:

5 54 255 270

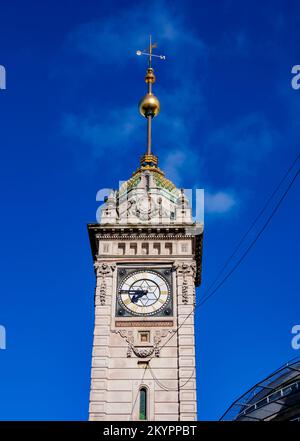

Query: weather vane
136 35 166 68
136 35 165 158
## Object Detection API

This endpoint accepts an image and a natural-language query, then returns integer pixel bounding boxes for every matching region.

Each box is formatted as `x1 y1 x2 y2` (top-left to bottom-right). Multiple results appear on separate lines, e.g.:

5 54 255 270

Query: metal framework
220 356 300 421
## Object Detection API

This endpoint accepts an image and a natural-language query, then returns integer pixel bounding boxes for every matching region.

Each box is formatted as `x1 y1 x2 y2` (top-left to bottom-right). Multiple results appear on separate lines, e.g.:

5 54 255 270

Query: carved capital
174 262 196 279
94 262 116 277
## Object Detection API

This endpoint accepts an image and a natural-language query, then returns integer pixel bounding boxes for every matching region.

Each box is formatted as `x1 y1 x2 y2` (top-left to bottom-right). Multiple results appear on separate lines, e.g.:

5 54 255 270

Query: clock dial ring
118 269 171 316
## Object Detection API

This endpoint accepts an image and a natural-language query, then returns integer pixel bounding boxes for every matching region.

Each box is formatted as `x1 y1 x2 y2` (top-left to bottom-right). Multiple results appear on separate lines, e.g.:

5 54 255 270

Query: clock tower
88 39 203 421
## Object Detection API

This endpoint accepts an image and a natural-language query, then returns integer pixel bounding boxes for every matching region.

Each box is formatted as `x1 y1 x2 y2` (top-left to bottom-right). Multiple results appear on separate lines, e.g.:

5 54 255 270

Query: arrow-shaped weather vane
136 35 166 68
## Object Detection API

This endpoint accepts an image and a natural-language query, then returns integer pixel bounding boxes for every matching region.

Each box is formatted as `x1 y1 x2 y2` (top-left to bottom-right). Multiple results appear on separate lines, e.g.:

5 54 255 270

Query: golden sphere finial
139 93 160 118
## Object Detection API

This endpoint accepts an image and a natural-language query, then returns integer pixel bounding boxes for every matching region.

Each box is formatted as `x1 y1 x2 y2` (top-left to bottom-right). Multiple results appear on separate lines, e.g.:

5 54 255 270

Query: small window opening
139 387 147 420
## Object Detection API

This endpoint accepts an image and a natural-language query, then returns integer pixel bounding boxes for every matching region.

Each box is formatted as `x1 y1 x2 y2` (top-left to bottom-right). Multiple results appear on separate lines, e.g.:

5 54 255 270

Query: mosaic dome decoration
118 159 178 198
100 154 191 226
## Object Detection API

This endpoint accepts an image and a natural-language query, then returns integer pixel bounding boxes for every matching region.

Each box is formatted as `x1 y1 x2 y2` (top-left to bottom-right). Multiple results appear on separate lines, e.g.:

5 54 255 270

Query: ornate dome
100 154 192 226
119 158 178 197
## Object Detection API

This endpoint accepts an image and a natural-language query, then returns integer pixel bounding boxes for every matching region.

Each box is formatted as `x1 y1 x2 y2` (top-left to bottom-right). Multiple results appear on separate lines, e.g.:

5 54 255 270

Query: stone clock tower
88 39 203 421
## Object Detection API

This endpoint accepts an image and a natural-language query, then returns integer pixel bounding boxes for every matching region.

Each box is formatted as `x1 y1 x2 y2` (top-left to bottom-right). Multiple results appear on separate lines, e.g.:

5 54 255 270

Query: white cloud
205 190 238 215
60 1 279 219
161 150 187 185
62 106 143 158
63 1 207 180
161 148 204 187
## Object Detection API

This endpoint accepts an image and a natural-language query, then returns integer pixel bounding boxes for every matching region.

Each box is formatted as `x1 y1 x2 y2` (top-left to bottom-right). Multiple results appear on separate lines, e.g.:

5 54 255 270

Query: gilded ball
139 93 160 118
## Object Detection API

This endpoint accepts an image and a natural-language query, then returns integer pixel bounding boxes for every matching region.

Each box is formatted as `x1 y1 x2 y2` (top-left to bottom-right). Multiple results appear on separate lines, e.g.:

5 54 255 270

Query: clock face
118 270 171 316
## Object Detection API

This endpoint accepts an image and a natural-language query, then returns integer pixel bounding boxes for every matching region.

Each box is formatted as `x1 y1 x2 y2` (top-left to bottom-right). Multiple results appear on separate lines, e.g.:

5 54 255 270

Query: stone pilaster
89 262 116 421
175 261 197 421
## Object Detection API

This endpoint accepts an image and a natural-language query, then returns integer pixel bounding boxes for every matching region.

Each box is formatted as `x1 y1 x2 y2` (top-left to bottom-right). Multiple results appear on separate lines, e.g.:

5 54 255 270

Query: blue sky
0 0 299 420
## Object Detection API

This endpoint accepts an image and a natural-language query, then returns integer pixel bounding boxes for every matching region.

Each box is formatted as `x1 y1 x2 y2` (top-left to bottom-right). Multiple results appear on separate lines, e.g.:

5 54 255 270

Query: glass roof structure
220 357 300 421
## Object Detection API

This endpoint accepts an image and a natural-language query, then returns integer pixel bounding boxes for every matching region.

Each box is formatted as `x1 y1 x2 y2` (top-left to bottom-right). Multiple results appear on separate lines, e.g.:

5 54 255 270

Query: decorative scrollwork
112 329 134 358
113 328 174 358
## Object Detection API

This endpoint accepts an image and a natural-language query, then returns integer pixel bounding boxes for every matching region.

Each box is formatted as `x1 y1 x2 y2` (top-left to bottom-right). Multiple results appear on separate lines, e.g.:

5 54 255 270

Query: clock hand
131 290 148 304
119 289 149 304
119 288 149 304
119 289 148 295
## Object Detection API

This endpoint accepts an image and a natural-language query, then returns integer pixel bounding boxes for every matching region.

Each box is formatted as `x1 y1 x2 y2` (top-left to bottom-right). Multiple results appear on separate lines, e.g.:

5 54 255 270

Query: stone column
89 261 116 421
175 261 197 421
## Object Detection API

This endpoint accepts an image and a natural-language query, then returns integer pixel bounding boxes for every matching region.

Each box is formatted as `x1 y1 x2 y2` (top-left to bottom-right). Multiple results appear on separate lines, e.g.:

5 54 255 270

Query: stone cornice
88 223 203 287
88 224 203 234
96 234 196 240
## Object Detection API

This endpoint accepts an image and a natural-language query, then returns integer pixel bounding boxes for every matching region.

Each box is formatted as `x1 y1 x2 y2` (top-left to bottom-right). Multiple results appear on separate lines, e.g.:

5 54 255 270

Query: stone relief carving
112 329 134 357
123 193 173 223
94 262 116 276
94 262 116 306
99 280 106 306
182 279 189 304
152 329 171 357
112 328 174 359
175 262 196 278
174 262 196 304
131 346 155 358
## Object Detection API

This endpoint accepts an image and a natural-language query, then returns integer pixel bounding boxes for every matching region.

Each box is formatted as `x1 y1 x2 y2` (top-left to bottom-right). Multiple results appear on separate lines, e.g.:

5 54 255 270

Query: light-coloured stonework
88 158 203 421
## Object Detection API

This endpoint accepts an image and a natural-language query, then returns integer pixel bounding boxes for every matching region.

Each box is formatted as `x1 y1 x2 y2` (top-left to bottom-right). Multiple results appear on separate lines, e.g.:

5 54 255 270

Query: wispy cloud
61 1 280 218
205 190 238 215
161 148 203 187
63 1 207 167
62 106 143 160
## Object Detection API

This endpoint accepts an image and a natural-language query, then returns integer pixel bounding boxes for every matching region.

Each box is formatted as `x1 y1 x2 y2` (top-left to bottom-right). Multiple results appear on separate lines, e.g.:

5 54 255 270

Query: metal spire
136 36 165 158
136 35 165 68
